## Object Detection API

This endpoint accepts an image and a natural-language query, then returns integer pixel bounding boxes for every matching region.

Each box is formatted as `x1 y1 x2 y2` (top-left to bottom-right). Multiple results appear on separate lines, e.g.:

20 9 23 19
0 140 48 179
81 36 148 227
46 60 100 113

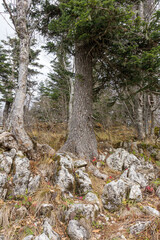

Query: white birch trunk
4 0 33 153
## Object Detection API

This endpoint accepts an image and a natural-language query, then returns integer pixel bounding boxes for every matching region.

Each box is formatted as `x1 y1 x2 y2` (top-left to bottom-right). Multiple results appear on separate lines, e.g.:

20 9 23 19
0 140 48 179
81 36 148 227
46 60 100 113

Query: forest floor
26 123 160 240
0 123 160 240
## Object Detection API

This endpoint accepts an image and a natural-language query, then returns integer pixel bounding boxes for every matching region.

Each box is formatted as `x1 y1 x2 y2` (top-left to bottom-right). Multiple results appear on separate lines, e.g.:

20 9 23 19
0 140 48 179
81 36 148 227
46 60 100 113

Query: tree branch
2 0 16 27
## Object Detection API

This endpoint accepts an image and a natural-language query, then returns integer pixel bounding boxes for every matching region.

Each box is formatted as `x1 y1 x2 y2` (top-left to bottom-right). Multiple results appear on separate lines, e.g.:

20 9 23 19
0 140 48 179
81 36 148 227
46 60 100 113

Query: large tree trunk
4 0 33 154
60 43 98 159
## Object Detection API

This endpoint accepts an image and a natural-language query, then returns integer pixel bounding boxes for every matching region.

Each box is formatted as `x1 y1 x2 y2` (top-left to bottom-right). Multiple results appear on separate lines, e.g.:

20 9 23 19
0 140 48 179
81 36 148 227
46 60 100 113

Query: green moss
52 155 61 162
154 127 160 137
156 161 160 167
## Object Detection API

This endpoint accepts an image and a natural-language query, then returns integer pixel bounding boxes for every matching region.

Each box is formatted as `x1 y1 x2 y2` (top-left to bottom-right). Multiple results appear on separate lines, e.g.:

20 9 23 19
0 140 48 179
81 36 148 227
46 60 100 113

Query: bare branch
3 0 16 27
0 12 15 31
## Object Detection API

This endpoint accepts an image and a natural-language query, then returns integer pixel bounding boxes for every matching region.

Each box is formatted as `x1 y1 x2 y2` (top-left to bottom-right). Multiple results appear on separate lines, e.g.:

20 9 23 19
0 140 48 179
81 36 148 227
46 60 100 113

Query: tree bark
134 91 145 140
4 0 33 154
60 43 98 159
3 101 11 129
68 76 74 131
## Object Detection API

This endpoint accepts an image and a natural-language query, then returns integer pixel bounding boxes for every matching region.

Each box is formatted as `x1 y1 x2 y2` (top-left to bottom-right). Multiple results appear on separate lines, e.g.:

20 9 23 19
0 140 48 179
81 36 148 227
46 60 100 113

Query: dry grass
27 122 137 152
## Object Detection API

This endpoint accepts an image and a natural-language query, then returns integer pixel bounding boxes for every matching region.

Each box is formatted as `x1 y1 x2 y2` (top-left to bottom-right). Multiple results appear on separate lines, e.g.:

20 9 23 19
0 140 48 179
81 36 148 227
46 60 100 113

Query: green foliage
47 0 133 46
0 44 12 104
24 227 34 236
0 37 43 106
152 178 160 187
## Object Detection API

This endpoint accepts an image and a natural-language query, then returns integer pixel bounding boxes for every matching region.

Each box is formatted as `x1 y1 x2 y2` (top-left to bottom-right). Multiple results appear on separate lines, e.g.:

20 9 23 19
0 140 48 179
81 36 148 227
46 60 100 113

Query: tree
39 0 135 159
39 41 73 123
2 0 34 155
1 37 42 126
0 43 12 125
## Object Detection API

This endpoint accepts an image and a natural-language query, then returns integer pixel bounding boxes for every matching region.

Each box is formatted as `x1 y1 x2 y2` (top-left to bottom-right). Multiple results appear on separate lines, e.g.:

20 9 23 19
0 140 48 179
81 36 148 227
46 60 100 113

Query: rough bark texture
68 77 74 132
4 0 33 154
135 92 145 140
3 101 11 129
60 43 98 159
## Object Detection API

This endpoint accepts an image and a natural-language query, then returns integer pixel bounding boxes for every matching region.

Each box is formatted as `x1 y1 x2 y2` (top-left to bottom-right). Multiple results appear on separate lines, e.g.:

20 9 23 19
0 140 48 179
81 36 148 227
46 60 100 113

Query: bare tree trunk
135 92 145 140
4 0 33 154
68 76 74 131
3 101 11 129
60 43 98 159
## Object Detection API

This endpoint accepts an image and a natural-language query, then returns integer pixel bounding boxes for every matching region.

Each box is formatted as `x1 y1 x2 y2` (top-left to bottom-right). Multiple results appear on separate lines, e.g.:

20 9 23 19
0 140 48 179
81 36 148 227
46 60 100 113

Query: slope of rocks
0 133 159 240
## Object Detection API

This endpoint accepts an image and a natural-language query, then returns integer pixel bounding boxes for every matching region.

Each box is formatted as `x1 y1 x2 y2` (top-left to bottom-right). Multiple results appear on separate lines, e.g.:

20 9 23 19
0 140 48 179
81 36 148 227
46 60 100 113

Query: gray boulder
130 221 151 234
22 236 34 240
121 165 148 187
102 179 127 212
3 148 16 159
74 160 87 169
0 154 13 174
67 220 90 240
35 233 49 240
57 153 74 170
43 220 61 240
106 148 140 171
56 166 74 192
129 185 142 201
55 154 74 192
28 175 40 194
88 165 107 180
143 206 160 217
0 172 7 199
156 186 160 198
65 203 99 222
85 192 99 205
13 155 30 195
75 170 92 195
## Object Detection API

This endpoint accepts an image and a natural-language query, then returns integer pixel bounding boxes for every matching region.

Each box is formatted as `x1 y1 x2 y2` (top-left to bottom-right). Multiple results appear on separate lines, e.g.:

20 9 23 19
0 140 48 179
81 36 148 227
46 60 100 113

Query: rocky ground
0 131 160 240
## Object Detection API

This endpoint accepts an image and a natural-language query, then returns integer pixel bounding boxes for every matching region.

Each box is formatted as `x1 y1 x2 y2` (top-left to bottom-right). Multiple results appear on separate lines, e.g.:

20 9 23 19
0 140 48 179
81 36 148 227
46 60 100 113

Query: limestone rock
57 153 74 170
88 165 107 180
0 132 18 150
13 155 30 195
43 220 61 240
121 165 148 187
156 186 160 198
106 148 140 171
130 221 151 234
85 192 99 205
143 206 160 217
22 235 34 240
35 233 49 240
0 154 12 174
28 175 40 194
0 173 7 199
3 148 16 159
56 166 74 192
99 154 106 162
67 220 90 240
75 169 92 195
129 185 142 201
102 179 127 212
74 160 87 169
65 204 99 222
55 154 74 192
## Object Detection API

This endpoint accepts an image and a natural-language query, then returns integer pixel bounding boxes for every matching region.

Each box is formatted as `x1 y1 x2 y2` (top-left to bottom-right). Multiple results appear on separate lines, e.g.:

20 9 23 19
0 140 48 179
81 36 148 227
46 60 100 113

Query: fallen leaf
92 229 101 233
